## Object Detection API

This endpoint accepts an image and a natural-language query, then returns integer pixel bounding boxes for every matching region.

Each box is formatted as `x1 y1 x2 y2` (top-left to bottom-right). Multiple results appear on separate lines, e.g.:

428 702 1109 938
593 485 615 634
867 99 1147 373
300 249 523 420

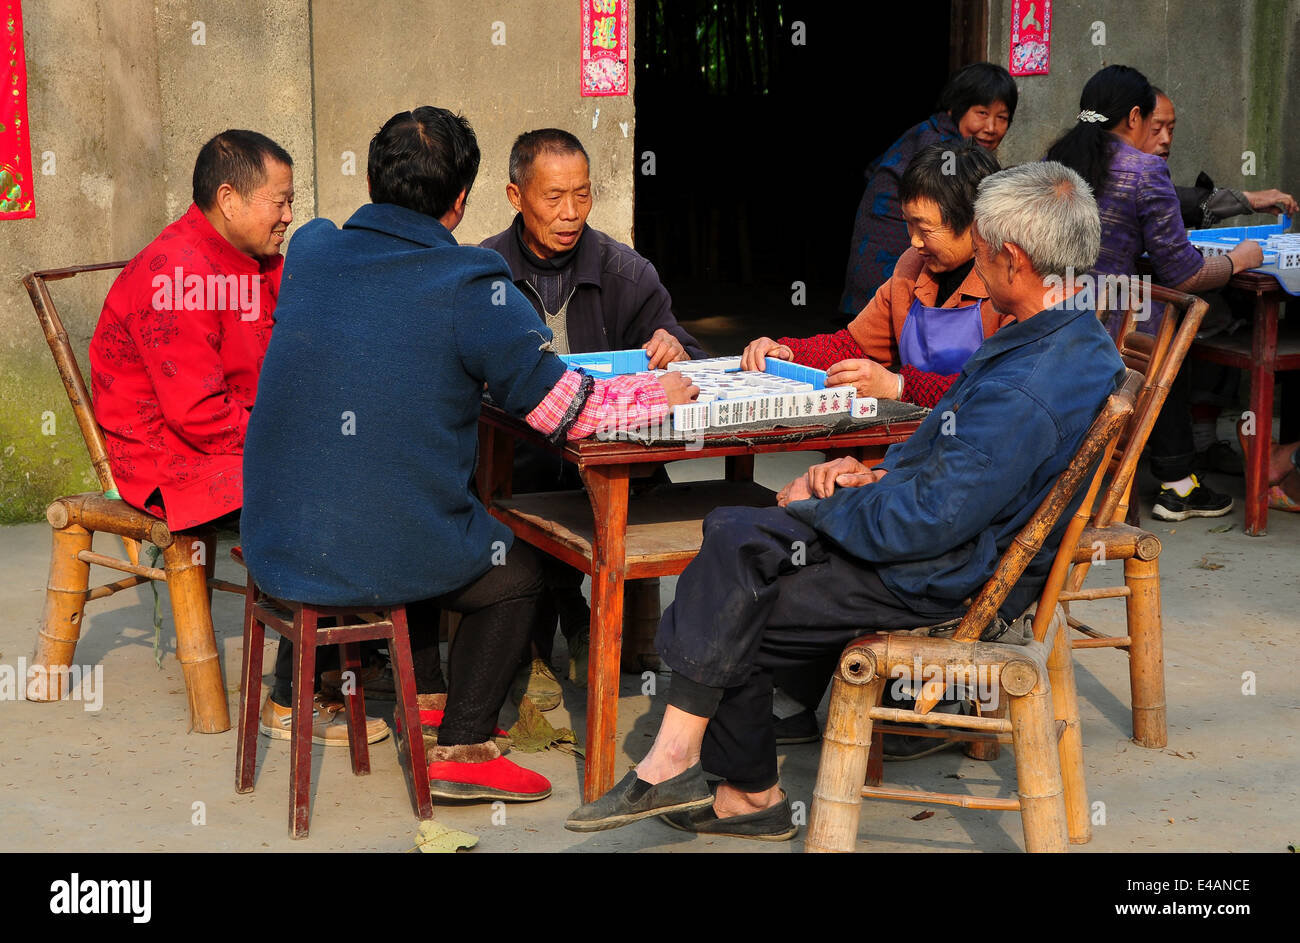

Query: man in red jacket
90 130 293 531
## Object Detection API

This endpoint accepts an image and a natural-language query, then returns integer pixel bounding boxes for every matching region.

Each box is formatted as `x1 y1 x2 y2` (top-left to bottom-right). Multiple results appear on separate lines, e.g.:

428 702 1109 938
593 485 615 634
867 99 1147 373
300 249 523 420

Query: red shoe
394 705 509 740
427 743 551 802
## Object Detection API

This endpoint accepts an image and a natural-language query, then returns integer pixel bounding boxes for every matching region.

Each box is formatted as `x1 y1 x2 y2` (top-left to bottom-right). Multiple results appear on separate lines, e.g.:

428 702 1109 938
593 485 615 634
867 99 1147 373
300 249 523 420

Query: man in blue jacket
566 161 1126 839
241 107 692 802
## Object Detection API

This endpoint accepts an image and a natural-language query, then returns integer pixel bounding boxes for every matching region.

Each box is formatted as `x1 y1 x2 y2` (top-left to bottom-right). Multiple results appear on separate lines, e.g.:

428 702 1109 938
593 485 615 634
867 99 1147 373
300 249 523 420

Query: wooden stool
233 557 433 838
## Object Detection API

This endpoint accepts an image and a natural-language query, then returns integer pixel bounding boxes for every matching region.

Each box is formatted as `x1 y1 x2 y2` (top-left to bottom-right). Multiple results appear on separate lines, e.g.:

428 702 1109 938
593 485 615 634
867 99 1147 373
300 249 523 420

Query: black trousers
656 506 961 791
271 542 544 746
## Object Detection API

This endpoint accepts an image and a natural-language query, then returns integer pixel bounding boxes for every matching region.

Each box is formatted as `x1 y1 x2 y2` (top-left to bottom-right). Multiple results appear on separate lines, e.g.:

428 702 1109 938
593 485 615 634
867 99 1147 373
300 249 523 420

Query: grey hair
972 161 1101 276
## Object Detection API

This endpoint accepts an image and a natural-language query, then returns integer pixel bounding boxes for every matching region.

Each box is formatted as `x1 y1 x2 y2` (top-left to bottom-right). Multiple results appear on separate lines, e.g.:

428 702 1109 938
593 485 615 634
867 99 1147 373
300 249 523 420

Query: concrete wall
0 0 315 522
986 0 1299 226
310 0 635 245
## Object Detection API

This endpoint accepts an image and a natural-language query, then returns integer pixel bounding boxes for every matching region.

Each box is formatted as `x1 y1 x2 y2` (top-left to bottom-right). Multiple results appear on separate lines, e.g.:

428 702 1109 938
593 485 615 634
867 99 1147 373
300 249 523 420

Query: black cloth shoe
1152 475 1233 521
773 708 821 745
564 764 713 832
660 782 797 841
1194 441 1244 477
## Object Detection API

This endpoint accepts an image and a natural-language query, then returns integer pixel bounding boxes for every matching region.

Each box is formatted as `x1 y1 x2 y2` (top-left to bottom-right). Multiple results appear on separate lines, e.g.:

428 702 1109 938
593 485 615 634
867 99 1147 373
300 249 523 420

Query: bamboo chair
806 370 1141 853
1057 285 1208 749
24 263 238 733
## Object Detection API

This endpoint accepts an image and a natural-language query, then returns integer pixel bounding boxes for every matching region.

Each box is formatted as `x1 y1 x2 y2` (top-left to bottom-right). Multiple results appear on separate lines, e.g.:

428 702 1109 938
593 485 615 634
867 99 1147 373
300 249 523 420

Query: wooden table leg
725 455 755 481
580 463 630 801
1244 292 1278 536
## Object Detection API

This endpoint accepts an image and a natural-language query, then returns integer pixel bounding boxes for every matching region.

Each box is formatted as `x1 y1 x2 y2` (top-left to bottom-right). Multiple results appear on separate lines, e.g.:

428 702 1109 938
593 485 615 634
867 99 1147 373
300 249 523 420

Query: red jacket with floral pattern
89 204 282 530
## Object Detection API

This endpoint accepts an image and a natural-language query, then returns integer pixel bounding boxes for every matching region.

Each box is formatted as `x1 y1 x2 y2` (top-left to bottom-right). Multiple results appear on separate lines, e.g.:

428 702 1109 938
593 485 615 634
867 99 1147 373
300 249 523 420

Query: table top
478 401 923 468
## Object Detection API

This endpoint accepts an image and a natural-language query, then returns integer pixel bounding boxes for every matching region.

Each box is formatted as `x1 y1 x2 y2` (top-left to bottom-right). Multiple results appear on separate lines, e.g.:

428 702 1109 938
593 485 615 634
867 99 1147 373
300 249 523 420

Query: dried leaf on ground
413 819 478 853
910 809 935 821
1207 523 1234 533
1194 555 1224 570
508 695 578 753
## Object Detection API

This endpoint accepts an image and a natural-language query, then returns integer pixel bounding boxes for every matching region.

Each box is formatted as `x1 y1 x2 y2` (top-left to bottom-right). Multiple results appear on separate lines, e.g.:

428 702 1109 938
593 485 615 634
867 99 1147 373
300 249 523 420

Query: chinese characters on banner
1 0 33 219
581 0 628 97
1009 0 1051 77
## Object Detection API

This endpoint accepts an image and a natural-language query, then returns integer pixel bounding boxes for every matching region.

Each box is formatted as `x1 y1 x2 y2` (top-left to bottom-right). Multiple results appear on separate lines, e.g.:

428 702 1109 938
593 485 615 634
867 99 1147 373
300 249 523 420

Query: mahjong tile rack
558 351 928 439
1188 214 1299 271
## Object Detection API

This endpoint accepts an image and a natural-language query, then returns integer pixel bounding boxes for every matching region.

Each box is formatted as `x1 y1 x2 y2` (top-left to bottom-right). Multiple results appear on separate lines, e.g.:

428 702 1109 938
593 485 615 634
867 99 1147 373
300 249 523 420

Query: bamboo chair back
910 369 1142 718
24 262 129 494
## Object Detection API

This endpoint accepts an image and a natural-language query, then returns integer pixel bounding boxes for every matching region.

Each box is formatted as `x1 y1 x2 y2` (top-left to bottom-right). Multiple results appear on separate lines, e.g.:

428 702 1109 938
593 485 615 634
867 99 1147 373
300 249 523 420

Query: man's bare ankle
713 782 782 818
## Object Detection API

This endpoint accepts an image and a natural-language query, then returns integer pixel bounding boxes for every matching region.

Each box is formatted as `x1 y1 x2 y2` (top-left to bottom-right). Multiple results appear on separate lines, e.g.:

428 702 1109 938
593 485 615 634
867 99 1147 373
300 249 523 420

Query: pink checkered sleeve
526 370 670 440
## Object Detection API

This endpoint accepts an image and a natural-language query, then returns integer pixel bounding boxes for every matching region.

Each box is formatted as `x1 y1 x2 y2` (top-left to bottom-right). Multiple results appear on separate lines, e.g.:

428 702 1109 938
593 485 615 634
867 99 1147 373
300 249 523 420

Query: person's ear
506 181 523 213
1128 104 1143 129
215 182 240 221
366 174 372 199
1005 241 1032 280
453 187 468 218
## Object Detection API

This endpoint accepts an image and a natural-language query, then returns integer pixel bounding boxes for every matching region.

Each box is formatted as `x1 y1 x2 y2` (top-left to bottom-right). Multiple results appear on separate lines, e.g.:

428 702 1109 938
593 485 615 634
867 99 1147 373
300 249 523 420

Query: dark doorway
634 1 955 352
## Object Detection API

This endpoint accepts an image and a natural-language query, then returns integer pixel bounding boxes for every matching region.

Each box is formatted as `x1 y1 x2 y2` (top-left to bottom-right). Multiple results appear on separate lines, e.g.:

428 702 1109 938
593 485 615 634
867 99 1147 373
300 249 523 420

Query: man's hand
644 328 689 369
776 473 813 507
1243 188 1300 216
1228 239 1264 273
808 456 881 498
824 359 901 399
656 371 699 406
740 336 793 372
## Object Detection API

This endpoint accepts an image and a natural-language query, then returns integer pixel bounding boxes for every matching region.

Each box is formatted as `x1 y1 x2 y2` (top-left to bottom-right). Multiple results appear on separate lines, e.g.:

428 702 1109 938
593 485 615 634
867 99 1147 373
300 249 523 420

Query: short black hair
192 130 292 210
898 140 1001 234
938 62 1019 124
508 129 589 187
367 106 480 219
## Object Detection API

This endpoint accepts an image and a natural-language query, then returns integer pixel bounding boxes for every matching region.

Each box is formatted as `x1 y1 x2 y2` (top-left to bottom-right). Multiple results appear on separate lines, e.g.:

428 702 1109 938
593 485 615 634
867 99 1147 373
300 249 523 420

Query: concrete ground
1 309 1296 853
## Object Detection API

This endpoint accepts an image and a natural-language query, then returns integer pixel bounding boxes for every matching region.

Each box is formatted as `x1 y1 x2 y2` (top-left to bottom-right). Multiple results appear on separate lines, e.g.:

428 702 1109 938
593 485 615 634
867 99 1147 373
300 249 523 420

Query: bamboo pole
1125 556 1167 747
29 524 93 702
1008 681 1069 853
859 786 1020 811
807 674 884 853
75 550 166 581
1072 636 1131 649
868 705 1011 733
1058 586 1131 602
1045 609 1091 844
47 493 173 548
162 535 231 733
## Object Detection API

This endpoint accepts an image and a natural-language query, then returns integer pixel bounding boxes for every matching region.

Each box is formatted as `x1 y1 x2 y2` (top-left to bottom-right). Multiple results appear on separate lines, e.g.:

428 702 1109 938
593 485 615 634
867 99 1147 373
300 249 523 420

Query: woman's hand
824 359 901 399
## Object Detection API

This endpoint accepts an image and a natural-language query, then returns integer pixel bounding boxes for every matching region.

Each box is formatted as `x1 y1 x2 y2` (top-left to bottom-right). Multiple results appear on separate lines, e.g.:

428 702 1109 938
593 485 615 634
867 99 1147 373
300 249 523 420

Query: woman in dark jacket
839 62 1017 318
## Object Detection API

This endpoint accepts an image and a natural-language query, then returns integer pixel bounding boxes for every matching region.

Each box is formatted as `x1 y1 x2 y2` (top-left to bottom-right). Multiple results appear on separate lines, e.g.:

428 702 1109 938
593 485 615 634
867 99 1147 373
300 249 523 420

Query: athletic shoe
1152 475 1233 521
259 693 389 746
1194 441 1244 476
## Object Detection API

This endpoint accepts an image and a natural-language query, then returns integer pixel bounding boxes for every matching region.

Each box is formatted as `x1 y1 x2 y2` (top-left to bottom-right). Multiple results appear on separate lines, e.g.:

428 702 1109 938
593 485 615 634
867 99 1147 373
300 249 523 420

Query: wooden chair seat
807 370 1141 853
232 548 432 839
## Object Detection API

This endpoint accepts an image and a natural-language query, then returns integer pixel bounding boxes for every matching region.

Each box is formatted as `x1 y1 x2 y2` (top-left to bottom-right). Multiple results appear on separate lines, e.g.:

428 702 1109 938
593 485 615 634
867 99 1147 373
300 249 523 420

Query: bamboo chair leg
1125 556 1167 748
1046 615 1090 844
1008 682 1069 853
235 580 264 794
162 534 231 734
806 675 884 853
30 524 94 701
289 611 318 839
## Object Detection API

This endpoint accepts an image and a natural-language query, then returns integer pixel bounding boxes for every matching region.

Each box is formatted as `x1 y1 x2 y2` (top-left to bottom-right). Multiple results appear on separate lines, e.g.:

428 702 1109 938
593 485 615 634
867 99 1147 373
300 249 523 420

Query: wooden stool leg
389 607 432 820
1125 556 1167 748
865 730 884 787
289 611 317 839
807 674 884 853
235 578 265 793
1008 682 1069 853
162 535 230 733
29 524 93 701
339 641 370 775
1047 616 1090 844
964 698 1004 762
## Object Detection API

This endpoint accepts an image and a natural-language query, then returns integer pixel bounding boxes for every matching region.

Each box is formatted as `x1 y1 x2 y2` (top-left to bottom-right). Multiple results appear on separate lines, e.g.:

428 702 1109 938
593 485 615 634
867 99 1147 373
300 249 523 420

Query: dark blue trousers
656 505 963 791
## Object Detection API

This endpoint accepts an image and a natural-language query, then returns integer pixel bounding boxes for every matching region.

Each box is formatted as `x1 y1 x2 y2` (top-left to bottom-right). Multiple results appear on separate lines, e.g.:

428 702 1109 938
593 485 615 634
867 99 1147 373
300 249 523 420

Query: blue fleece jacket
241 202 566 606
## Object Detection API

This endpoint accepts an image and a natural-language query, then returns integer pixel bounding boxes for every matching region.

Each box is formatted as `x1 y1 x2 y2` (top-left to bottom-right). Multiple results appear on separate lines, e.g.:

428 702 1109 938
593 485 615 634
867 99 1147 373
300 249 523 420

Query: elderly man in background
565 161 1125 840
482 129 705 707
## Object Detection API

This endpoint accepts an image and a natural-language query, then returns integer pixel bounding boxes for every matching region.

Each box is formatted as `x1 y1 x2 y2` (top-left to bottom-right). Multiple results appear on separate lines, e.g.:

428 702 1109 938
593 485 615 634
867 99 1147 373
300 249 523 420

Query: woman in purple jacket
1045 64 1263 522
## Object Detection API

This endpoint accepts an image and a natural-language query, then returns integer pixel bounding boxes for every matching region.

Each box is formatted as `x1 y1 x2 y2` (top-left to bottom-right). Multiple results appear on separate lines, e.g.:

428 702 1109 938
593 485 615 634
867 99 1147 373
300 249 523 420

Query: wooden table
476 404 920 800
1190 270 1300 535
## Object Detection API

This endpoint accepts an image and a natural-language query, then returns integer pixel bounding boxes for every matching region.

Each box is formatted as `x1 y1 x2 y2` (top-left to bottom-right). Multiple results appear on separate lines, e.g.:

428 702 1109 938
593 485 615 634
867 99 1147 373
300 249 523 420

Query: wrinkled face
509 151 592 258
225 158 294 258
902 197 974 274
1145 94 1176 160
970 224 1008 308
956 100 1012 150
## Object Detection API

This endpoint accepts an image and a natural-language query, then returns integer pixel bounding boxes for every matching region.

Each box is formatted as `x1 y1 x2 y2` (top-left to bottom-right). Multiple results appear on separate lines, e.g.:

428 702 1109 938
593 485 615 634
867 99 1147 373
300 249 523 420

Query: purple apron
897 296 985 375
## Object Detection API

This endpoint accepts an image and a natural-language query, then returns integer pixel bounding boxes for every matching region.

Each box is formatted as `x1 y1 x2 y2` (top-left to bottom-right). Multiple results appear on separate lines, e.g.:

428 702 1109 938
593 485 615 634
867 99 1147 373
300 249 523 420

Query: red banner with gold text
1 0 34 219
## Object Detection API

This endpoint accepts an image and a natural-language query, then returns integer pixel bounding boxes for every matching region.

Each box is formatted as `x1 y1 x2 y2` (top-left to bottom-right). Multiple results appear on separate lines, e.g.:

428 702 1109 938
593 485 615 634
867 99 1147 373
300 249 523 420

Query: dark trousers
656 506 961 791
1148 361 1195 482
271 542 544 746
